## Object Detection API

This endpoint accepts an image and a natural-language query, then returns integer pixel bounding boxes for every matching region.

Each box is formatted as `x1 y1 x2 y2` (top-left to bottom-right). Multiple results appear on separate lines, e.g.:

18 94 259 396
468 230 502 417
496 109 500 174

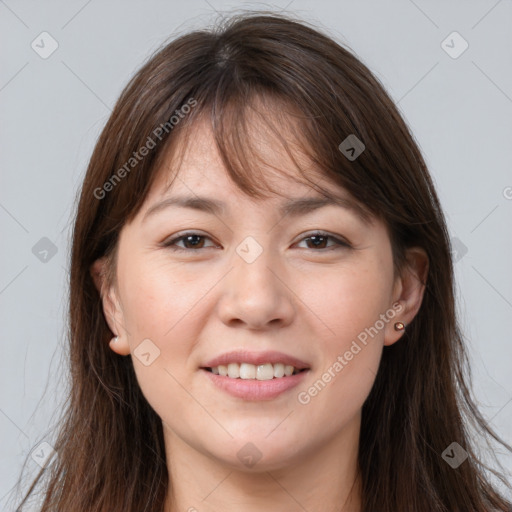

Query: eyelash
160 231 351 253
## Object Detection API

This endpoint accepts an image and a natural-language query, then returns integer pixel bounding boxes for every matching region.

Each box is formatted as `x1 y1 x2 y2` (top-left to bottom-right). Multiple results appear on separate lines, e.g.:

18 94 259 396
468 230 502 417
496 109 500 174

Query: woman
16 11 511 512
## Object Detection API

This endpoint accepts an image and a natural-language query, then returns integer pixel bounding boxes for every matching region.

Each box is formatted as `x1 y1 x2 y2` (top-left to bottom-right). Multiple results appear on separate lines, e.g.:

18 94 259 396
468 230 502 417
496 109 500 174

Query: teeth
256 363 274 380
227 363 240 378
240 363 256 379
274 363 285 378
208 362 301 380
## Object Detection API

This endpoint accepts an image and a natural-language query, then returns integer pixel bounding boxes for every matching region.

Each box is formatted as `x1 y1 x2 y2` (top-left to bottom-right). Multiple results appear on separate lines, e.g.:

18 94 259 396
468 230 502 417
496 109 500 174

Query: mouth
201 363 309 380
200 350 311 400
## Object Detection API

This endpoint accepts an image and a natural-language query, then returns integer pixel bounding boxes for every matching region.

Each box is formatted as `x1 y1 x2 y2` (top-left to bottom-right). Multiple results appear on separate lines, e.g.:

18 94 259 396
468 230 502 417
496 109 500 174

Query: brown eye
297 232 350 251
160 231 350 253
161 232 217 251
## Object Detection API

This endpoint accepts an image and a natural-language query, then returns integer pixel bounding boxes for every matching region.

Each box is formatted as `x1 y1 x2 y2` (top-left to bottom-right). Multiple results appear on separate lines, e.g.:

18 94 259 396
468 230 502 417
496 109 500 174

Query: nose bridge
231 233 280 291
217 232 294 328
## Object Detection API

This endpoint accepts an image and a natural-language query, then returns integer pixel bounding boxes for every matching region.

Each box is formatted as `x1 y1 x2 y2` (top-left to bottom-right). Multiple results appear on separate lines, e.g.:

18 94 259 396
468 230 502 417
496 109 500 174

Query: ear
384 247 429 347
90 257 131 356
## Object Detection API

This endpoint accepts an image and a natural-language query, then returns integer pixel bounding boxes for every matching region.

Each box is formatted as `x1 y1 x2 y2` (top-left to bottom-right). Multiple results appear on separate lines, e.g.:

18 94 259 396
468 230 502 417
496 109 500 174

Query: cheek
121 267 201 429
310 257 393 344
297 320 383 427
118 258 207 343
116 262 206 410
297 257 392 413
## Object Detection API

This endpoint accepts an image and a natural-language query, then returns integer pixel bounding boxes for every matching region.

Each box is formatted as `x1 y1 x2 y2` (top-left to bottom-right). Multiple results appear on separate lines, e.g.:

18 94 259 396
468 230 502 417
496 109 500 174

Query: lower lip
201 369 309 401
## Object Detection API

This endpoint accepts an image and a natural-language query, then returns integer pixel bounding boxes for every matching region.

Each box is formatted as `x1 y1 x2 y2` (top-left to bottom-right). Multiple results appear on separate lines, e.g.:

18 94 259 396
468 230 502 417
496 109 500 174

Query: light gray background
1 0 511 508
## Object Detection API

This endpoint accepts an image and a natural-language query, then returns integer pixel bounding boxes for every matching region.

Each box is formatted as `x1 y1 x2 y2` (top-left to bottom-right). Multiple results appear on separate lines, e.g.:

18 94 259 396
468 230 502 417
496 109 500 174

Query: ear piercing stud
394 322 405 331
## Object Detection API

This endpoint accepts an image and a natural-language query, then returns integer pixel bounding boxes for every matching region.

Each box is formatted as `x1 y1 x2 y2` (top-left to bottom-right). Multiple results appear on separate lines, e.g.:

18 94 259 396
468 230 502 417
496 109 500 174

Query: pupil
310 235 325 248
186 235 202 247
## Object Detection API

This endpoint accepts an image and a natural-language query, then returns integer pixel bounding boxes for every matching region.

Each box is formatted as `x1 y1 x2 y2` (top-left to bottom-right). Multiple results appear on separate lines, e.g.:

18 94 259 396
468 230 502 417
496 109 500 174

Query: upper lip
202 350 310 370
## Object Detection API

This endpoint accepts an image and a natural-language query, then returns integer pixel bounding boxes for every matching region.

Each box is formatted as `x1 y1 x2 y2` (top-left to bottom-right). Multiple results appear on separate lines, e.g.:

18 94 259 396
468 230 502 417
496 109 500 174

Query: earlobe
383 300 407 347
109 335 131 356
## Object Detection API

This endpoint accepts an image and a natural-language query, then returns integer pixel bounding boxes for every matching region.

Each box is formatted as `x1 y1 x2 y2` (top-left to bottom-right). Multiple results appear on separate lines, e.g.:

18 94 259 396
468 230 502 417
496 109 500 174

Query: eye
161 231 216 251
295 231 350 251
161 230 350 252
160 232 217 251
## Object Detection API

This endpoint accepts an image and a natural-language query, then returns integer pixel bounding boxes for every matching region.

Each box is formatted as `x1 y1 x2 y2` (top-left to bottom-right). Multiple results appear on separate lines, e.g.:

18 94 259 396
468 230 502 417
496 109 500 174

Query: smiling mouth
202 363 309 380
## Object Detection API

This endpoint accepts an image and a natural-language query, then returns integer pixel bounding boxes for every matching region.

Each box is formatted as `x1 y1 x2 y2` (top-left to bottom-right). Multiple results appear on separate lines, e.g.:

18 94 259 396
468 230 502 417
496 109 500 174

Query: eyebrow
142 194 372 225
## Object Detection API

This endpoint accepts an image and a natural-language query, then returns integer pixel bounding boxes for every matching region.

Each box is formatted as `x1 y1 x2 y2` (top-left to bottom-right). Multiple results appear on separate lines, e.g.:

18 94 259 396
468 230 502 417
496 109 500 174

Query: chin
207 436 305 473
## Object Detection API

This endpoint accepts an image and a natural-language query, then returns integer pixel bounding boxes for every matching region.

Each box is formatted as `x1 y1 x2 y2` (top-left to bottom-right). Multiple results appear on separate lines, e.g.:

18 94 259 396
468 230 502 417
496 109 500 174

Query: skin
92 113 428 512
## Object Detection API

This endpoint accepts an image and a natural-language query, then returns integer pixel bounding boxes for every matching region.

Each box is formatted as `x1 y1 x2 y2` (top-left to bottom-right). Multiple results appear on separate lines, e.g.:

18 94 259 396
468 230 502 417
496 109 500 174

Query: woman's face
95 116 425 472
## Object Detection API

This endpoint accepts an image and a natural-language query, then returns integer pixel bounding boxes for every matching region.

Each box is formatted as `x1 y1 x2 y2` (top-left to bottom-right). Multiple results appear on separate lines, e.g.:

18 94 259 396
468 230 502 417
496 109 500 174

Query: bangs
151 89 375 228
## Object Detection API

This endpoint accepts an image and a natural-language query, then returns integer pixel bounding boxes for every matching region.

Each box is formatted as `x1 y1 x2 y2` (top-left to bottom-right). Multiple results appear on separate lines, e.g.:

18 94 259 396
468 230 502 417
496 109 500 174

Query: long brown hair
15 11 512 512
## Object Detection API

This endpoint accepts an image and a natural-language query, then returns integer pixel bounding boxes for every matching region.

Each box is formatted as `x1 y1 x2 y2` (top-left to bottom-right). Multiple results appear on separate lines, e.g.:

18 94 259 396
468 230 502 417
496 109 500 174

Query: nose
216 242 296 330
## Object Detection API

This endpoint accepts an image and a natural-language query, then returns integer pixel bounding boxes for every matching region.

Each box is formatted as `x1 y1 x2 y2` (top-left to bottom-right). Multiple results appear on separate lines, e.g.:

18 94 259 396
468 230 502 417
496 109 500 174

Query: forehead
148 113 351 207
